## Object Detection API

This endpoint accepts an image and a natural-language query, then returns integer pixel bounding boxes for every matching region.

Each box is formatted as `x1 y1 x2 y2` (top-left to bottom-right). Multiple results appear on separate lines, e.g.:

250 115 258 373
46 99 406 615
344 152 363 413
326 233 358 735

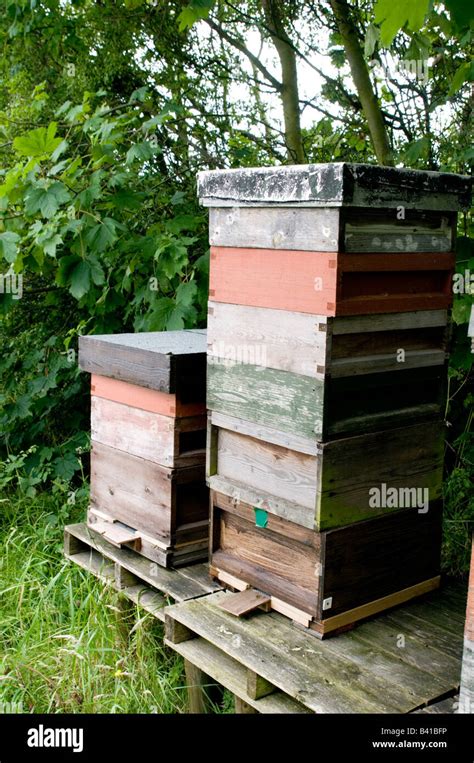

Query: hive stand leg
234 696 258 714
184 659 218 714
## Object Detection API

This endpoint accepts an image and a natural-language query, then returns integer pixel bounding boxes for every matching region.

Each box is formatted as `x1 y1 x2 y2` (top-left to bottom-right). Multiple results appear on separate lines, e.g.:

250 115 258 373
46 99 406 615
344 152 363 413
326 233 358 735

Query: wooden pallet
164 583 466 714
64 523 220 620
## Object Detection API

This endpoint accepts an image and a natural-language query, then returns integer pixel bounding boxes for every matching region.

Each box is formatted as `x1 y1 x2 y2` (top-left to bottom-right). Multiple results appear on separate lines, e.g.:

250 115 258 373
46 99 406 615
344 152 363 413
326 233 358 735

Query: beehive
79 329 209 567
199 162 472 633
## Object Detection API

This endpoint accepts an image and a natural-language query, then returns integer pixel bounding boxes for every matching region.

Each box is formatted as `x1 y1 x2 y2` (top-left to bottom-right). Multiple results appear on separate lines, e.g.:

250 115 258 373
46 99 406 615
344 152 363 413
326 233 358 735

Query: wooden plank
209 247 338 315
197 163 472 211
184 660 217 713
79 329 206 396
208 301 328 379
91 375 206 418
216 427 318 511
322 506 442 617
90 519 141 550
165 636 310 713
90 442 173 541
247 671 276 700
90 442 206 544
164 592 414 713
218 588 271 617
343 209 455 253
316 421 444 530
313 578 441 636
317 605 455 704
91 396 205 468
234 697 258 713
211 566 313 627
64 523 219 601
208 474 315 529
207 359 324 441
210 411 318 456
209 206 340 251
414 696 457 714
332 310 448 335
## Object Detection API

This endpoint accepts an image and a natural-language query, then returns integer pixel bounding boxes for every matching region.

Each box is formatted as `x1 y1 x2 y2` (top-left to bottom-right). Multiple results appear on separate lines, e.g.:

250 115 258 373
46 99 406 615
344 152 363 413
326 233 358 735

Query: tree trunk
329 0 394 166
261 0 305 163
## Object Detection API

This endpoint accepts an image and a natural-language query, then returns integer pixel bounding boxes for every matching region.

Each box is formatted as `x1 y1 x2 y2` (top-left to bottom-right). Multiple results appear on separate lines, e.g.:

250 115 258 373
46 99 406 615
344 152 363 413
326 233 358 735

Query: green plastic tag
254 508 268 528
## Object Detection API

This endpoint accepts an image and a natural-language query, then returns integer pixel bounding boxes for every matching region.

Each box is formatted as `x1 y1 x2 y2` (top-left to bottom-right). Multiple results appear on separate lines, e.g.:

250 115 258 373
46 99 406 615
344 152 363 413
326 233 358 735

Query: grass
0 490 208 714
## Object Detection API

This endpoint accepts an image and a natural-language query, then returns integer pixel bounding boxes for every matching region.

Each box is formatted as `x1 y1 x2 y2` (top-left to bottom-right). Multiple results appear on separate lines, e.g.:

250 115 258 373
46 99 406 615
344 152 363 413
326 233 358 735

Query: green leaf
404 136 430 163
364 23 380 58
84 217 120 252
69 260 91 299
0 231 20 263
13 123 63 158
449 62 473 96
374 0 430 46
176 280 197 307
177 0 215 31
125 141 156 164
25 182 71 218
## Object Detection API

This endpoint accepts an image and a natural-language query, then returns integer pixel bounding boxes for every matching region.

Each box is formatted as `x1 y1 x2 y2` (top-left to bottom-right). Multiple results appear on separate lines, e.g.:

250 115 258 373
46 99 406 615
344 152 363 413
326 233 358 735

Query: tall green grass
0 492 192 714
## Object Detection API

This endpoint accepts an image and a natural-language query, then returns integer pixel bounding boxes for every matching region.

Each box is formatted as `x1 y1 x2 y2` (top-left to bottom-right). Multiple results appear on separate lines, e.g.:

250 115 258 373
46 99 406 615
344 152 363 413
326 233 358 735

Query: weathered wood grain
90 441 207 545
165 635 309 713
207 301 328 378
65 522 219 601
216 427 318 510
326 364 447 437
209 207 340 250
91 375 206 418
316 420 445 530
91 396 206 468
336 252 455 315
79 329 206 396
208 474 315 529
207 359 324 440
209 246 338 315
322 502 443 617
198 163 472 211
331 309 448 334
215 512 320 616
343 209 455 252
209 411 318 456
209 419 444 530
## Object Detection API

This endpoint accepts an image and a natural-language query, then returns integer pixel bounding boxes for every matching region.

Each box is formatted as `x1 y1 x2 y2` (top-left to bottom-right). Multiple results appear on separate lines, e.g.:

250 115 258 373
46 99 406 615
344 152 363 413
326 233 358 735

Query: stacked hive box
200 163 472 636
78 329 209 567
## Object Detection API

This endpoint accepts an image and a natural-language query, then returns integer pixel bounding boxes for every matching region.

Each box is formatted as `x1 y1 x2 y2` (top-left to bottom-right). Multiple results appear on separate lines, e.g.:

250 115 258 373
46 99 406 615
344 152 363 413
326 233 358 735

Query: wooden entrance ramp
164 586 466 714
64 523 220 619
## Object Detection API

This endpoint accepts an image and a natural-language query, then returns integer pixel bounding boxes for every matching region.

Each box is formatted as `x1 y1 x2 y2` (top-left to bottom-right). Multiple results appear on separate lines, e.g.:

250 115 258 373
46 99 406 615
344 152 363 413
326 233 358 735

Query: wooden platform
64 523 220 620
164 585 467 714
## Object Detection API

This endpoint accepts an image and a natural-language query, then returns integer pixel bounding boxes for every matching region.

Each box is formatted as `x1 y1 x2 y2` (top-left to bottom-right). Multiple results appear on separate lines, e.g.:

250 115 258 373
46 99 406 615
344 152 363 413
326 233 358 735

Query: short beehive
79 329 208 567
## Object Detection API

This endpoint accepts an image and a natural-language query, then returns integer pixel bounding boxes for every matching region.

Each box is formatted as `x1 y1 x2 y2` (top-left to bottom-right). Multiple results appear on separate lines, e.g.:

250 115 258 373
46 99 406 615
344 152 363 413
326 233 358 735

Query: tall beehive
199 163 471 636
79 329 209 567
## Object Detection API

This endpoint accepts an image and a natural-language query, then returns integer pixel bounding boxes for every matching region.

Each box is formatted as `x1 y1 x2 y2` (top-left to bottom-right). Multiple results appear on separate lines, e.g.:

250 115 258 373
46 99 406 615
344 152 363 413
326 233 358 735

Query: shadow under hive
78 329 209 567
199 162 472 636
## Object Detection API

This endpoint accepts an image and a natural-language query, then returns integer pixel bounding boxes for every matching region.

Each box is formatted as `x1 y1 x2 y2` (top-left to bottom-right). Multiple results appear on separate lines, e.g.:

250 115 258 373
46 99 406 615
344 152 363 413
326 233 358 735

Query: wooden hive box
79 329 209 568
208 306 450 440
207 414 444 532
210 490 443 637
